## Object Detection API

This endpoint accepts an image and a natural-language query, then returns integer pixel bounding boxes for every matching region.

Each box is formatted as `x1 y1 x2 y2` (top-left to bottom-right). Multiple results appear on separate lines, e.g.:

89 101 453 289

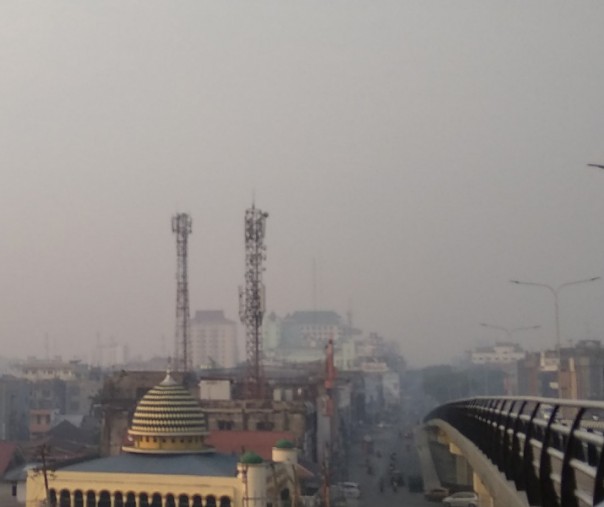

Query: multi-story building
0 375 30 440
281 311 344 348
470 342 526 364
262 312 282 355
559 340 604 400
199 368 319 462
11 357 103 442
190 310 239 369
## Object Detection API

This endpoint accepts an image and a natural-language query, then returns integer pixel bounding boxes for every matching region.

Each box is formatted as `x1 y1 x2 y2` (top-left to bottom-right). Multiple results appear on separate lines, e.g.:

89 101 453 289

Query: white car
338 482 361 499
442 491 478 507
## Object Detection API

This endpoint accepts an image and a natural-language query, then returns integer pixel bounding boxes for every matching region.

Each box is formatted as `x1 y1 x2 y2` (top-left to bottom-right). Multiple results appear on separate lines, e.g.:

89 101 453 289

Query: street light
510 277 601 352
479 323 541 341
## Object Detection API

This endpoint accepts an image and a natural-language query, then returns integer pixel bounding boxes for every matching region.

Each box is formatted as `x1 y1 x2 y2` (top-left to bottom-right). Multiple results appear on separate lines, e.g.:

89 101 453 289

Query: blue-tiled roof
58 453 239 477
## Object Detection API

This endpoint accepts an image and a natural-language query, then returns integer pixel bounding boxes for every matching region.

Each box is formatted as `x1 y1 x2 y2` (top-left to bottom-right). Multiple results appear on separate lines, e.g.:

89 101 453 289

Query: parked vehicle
442 491 478 507
338 482 361 499
423 486 449 502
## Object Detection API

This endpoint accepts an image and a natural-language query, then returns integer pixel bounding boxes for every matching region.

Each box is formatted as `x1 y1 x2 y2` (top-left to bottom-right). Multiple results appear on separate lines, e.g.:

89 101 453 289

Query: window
218 420 234 430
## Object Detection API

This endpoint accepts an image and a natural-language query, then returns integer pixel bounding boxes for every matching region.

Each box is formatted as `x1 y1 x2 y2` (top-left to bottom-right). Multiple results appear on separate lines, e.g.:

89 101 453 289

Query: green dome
275 439 294 449
240 451 263 464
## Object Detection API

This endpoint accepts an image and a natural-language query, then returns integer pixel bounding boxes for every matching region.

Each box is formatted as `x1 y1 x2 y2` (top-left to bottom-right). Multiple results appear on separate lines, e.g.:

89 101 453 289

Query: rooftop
192 310 236 324
56 452 238 476
206 431 297 460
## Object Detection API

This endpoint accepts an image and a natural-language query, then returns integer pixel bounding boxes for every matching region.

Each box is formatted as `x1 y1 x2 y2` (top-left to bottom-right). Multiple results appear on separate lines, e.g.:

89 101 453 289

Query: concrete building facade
191 311 239 369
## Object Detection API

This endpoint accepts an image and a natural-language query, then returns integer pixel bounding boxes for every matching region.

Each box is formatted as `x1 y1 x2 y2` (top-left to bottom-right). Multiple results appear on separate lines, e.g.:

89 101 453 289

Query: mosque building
26 372 300 507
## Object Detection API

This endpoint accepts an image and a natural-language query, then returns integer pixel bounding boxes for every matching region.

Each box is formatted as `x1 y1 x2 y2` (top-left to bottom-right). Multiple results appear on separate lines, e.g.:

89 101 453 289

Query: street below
343 423 437 507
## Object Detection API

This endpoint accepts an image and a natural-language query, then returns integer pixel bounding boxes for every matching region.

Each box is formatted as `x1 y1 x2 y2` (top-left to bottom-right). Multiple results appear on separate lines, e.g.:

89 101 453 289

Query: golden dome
123 372 211 454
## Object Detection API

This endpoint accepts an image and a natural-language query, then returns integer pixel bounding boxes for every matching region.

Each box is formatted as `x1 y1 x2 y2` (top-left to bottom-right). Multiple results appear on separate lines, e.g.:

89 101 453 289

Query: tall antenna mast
172 213 192 373
239 204 269 399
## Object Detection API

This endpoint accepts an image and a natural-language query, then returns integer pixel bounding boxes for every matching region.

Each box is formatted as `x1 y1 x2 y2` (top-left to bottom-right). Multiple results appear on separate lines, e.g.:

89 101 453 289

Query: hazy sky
2 2 604 367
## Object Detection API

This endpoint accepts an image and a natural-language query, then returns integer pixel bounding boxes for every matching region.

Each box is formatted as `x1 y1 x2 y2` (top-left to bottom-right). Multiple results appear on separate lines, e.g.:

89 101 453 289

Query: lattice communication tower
172 213 192 373
239 204 269 398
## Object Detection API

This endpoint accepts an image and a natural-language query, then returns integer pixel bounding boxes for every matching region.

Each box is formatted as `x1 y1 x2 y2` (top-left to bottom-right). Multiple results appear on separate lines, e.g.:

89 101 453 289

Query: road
343 424 438 507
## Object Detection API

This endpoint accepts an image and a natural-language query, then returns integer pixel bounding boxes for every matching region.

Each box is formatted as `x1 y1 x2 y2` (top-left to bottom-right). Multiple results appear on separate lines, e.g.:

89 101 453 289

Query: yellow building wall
26 469 242 506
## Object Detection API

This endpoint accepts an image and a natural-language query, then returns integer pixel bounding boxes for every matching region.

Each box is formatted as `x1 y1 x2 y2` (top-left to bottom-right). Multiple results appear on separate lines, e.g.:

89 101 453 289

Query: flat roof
57 452 239 477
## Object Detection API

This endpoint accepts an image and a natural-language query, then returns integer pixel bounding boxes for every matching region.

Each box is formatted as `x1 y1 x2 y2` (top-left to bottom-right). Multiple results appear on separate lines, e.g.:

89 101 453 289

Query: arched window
49 489 57 507
165 494 175 507
206 495 217 507
86 490 96 507
74 490 84 507
59 489 71 507
139 493 149 507
151 493 162 507
192 494 202 507
114 492 124 507
178 494 189 507
219 496 231 507
98 491 111 507
280 488 291 507
125 492 136 507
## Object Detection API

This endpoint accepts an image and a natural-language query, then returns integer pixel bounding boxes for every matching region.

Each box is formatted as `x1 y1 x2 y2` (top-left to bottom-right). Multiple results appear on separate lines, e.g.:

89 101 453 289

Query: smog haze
2 2 604 366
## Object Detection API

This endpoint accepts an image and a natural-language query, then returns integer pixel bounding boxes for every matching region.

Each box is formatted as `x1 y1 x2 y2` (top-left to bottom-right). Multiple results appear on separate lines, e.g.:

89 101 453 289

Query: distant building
198 369 319 463
14 357 86 381
190 310 239 369
559 340 604 400
262 312 282 354
281 311 344 348
0 376 30 440
516 350 561 397
470 342 526 364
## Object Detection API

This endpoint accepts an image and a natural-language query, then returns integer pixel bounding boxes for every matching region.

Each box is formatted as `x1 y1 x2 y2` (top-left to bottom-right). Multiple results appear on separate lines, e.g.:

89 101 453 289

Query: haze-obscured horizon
2 2 604 367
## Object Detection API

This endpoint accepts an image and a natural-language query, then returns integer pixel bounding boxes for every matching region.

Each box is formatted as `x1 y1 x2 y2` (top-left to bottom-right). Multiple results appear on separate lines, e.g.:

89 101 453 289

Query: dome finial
161 369 177 386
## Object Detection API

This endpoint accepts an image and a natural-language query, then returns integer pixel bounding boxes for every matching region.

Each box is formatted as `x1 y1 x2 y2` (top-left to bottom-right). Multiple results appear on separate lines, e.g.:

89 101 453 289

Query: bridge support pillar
449 443 473 487
455 454 472 485
473 471 494 507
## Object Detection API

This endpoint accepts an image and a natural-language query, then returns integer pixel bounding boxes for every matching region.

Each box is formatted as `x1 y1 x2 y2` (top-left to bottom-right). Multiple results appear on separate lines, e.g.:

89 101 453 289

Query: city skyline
2 2 604 367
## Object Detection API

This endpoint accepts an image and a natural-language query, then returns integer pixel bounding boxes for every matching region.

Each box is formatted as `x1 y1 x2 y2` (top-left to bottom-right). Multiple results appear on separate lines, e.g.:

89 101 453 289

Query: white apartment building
190 310 238 369
471 342 526 365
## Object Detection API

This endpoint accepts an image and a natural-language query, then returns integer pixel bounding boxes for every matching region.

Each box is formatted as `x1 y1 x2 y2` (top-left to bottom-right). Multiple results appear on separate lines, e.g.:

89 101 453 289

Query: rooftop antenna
172 213 192 373
312 258 317 313
239 203 269 399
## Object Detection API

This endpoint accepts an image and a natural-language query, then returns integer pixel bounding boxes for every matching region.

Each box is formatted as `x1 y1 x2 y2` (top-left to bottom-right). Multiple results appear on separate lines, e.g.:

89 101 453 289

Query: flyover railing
425 397 604 507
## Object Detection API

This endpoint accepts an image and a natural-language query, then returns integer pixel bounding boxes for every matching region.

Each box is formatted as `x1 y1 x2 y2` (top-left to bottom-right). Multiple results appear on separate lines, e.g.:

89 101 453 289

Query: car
338 482 361 499
423 486 449 502
442 491 479 507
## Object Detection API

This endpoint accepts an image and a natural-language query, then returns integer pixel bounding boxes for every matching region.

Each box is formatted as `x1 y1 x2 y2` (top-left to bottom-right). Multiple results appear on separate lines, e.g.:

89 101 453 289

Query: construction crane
239 204 269 399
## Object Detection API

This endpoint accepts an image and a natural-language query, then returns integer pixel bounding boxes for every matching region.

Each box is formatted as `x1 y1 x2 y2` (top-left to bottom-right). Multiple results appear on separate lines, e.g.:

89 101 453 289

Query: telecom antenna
172 213 192 373
239 204 269 398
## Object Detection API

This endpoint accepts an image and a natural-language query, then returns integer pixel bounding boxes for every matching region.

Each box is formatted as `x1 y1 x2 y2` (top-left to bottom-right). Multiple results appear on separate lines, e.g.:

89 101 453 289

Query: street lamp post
510 277 601 352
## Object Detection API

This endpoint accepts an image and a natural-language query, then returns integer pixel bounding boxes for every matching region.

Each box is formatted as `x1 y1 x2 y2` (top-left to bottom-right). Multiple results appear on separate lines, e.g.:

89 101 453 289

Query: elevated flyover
423 397 604 507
